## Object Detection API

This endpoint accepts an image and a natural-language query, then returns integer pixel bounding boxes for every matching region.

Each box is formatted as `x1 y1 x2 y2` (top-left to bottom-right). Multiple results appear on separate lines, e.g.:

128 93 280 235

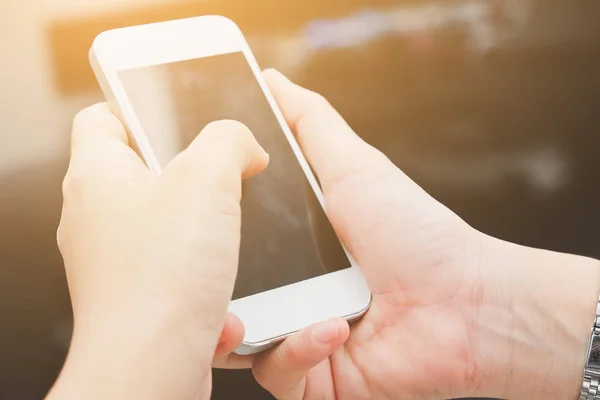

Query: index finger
71 103 129 151
68 103 147 174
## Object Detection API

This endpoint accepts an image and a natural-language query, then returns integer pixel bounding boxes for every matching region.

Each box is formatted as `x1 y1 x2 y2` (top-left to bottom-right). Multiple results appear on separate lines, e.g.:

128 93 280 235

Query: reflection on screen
118 52 350 300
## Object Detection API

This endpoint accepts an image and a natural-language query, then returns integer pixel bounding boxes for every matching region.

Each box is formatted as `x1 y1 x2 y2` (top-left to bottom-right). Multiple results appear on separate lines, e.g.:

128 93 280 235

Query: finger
215 314 245 358
264 69 446 297
213 314 254 369
263 69 389 189
253 319 350 400
71 103 129 150
163 119 269 199
159 121 269 354
66 103 147 186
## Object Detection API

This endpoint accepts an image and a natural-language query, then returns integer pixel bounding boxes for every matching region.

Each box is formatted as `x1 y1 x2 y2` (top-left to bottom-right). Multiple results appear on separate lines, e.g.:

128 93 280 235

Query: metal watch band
581 297 600 400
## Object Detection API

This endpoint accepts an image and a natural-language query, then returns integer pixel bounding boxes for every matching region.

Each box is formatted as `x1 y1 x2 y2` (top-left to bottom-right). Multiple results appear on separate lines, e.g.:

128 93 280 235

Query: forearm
46 310 215 400
475 237 600 400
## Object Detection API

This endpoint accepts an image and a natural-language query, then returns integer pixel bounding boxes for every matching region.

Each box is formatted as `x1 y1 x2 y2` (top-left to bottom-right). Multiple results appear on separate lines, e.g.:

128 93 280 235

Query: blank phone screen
118 52 350 300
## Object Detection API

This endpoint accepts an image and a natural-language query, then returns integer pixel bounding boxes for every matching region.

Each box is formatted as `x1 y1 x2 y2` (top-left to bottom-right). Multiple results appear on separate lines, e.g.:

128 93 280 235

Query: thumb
253 319 349 400
263 69 392 191
160 120 269 346
264 70 466 297
164 119 269 202
68 103 148 182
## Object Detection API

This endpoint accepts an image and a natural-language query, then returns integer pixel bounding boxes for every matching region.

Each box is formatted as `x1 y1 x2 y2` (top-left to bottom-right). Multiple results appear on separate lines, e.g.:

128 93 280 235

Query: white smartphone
89 15 371 355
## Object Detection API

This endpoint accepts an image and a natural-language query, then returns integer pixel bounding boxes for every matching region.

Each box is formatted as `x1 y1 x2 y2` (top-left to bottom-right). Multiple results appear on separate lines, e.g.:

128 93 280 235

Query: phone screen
118 52 351 300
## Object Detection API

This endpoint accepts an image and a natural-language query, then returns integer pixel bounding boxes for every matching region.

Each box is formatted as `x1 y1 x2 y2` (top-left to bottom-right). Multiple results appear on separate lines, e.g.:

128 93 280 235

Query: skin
47 106 269 400
48 71 600 400
214 70 600 400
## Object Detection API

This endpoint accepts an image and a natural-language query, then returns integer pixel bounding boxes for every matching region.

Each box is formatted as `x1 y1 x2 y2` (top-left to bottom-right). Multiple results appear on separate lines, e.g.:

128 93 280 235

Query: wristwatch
581 296 600 399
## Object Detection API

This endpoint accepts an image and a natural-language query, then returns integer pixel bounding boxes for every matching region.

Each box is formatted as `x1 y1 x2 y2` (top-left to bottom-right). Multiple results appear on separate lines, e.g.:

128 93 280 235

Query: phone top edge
90 15 246 72
90 15 240 49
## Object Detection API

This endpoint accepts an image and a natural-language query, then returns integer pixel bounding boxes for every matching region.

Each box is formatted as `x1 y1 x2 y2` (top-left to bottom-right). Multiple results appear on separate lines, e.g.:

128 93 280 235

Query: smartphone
89 15 371 355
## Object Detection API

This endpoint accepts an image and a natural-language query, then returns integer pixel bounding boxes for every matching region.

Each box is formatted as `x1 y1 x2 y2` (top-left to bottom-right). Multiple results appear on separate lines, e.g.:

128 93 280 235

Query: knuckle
61 168 85 198
55 221 71 256
72 103 126 142
72 104 104 130
252 363 275 389
101 140 136 163
64 144 133 196
169 151 240 195
55 223 64 251
252 340 303 397
279 337 304 364
205 119 250 134
169 149 207 181
62 159 110 198
296 92 331 132
72 106 93 128
310 91 330 108
301 89 331 114
207 195 241 218
253 342 300 386
204 120 255 145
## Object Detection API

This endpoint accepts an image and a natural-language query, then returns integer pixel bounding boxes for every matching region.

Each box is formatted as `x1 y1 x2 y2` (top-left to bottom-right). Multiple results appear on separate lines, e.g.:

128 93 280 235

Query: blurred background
1 0 600 398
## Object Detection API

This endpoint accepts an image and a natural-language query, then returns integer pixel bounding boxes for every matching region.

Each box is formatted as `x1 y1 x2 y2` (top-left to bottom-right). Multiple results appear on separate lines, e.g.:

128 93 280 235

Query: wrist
473 236 600 400
47 305 216 400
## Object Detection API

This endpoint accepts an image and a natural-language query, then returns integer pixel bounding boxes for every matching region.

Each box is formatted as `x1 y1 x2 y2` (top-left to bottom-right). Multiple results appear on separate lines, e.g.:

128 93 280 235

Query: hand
215 70 600 400
47 104 269 400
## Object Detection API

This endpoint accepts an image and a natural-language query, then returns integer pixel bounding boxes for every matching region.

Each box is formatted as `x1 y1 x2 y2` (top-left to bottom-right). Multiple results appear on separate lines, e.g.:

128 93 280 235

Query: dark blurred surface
1 0 600 398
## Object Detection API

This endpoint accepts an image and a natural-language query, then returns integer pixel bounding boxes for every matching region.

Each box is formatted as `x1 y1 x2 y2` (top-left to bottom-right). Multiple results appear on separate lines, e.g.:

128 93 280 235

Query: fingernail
312 319 341 345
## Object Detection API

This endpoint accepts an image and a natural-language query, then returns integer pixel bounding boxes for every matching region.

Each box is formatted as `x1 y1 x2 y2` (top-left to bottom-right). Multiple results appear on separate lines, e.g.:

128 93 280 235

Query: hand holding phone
50 104 268 400
57 14 597 400
216 70 600 400
90 16 371 355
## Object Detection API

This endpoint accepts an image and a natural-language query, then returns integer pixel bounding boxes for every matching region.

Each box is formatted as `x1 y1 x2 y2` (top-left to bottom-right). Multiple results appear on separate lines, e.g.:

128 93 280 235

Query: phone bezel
90 15 371 352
